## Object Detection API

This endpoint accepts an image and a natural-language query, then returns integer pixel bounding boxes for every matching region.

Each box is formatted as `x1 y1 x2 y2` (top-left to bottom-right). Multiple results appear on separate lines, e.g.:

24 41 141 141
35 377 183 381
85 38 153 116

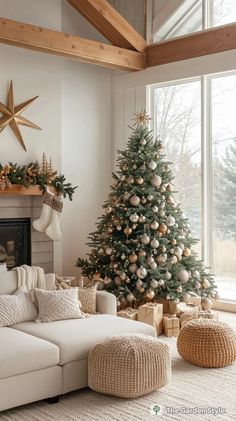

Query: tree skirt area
2 312 236 421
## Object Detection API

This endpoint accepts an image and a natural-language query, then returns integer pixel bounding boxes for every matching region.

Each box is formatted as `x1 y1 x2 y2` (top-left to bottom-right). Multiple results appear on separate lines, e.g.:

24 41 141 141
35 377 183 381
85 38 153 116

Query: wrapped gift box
188 296 202 306
138 303 163 335
163 315 180 337
198 310 219 320
117 308 138 320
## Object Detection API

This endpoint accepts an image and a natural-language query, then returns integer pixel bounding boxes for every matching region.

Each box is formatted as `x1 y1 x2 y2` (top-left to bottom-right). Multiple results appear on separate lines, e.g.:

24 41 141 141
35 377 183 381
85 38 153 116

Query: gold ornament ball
150 279 158 288
129 253 138 263
127 292 135 302
136 177 144 185
202 278 210 288
159 223 167 233
129 263 138 273
201 298 213 310
127 176 135 184
130 195 140 207
171 239 177 245
183 248 191 257
139 250 146 257
139 214 146 223
124 227 132 237
146 290 155 300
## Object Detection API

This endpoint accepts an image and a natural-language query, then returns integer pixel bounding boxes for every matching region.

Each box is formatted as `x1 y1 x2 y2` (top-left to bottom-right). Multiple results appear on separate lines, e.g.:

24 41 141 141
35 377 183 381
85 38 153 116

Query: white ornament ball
147 194 154 201
150 238 159 249
127 293 135 302
130 195 140 206
150 221 159 230
178 269 190 284
136 279 143 289
136 266 147 279
141 234 150 245
148 160 157 170
121 253 126 260
176 286 182 293
130 213 139 223
193 270 200 278
148 256 155 264
170 256 178 264
165 271 172 281
151 174 162 188
166 184 174 192
116 225 122 231
166 215 175 226
150 262 157 270
158 279 165 286
150 279 159 288
140 138 146 146
129 263 138 273
152 206 158 213
195 281 201 289
120 272 126 281
105 206 112 214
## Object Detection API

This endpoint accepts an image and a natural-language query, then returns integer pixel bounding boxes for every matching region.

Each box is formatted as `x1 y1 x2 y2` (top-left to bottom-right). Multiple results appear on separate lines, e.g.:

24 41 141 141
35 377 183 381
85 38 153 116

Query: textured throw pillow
0 287 38 327
35 287 84 323
78 284 97 314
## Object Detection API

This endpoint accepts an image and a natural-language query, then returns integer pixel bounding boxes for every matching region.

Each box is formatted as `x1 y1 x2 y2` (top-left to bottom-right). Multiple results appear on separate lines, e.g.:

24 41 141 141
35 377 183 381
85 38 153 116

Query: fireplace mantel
0 185 57 196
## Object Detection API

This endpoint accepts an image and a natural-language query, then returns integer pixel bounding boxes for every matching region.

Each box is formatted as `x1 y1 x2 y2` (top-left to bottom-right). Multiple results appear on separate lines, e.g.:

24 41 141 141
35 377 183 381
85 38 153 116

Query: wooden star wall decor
0 80 41 151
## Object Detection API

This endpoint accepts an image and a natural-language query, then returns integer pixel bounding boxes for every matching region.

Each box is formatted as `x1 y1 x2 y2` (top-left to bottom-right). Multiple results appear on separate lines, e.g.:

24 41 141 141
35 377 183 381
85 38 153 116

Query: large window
153 0 236 42
150 72 236 302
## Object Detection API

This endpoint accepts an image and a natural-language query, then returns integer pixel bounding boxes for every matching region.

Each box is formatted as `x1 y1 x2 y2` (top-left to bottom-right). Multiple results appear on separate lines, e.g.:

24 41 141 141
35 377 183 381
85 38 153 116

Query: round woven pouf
177 319 236 368
88 334 171 398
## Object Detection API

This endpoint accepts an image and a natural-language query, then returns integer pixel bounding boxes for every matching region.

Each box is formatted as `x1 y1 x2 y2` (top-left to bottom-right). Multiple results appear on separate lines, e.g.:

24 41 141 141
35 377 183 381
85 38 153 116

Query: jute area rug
2 312 236 421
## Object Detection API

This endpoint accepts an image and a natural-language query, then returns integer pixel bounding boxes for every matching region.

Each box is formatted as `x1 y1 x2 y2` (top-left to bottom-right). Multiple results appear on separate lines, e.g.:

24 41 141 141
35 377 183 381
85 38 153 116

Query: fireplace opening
0 218 31 270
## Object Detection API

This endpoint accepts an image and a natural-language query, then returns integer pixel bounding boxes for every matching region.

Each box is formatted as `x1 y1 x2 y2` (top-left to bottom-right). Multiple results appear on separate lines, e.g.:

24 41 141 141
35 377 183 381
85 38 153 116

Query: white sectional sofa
0 271 156 412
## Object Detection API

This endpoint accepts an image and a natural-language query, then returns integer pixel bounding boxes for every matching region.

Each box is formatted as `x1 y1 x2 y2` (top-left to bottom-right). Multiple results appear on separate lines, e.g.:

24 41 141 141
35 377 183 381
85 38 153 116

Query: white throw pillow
0 287 38 327
35 287 84 323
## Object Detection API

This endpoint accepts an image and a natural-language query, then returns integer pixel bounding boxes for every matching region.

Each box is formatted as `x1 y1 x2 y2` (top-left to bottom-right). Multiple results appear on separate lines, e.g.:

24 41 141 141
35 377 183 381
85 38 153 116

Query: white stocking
45 196 63 241
33 189 54 233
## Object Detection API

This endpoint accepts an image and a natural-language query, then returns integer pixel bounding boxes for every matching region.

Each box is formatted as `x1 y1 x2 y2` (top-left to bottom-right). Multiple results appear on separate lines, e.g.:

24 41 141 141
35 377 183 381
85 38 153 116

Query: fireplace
0 218 31 269
0 196 53 272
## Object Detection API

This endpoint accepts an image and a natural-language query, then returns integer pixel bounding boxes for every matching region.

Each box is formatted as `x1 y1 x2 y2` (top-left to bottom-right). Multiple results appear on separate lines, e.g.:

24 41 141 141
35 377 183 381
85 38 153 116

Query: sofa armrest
96 291 117 315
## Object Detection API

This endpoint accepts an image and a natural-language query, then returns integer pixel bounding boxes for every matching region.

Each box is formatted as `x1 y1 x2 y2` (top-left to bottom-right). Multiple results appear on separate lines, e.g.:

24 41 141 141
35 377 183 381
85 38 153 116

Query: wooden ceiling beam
67 0 146 52
146 23 236 67
0 17 145 71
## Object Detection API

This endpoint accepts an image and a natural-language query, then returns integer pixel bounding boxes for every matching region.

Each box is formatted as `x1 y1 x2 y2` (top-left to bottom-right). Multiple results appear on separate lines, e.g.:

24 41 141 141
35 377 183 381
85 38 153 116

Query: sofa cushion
0 288 37 327
0 328 59 380
12 315 156 365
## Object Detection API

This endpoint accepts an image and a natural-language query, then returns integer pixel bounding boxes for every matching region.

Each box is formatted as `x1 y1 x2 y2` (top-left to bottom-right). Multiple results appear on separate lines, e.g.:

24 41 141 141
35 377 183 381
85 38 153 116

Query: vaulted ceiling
0 0 235 71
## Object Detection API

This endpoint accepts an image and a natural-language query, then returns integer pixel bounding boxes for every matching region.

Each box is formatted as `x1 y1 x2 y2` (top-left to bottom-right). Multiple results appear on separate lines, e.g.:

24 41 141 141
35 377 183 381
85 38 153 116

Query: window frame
149 70 236 311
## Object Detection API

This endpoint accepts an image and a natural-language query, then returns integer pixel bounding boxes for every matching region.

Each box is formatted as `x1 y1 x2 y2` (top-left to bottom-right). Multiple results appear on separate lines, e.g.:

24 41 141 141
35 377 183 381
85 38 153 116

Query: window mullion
201 75 212 267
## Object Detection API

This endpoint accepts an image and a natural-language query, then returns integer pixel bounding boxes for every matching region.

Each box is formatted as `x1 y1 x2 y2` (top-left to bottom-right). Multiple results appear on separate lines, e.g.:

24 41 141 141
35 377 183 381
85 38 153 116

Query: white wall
0 0 112 275
61 1 112 275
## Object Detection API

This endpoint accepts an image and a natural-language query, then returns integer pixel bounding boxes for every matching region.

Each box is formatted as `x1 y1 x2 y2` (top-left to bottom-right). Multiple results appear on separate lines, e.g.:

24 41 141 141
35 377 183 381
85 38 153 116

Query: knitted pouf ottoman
88 334 171 398
177 319 236 368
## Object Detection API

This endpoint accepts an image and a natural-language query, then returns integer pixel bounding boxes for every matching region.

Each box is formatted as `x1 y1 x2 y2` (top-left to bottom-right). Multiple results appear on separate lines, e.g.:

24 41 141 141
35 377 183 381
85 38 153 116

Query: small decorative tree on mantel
76 112 217 309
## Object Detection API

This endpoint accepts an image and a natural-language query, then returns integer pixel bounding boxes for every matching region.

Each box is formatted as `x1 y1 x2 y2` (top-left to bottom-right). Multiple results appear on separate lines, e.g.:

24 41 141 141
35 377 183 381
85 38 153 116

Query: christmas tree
76 112 217 308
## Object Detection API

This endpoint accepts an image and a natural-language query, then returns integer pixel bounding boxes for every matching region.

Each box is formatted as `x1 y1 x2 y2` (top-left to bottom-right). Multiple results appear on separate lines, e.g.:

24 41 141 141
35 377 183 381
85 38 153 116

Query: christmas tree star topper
0 80 41 151
132 110 152 127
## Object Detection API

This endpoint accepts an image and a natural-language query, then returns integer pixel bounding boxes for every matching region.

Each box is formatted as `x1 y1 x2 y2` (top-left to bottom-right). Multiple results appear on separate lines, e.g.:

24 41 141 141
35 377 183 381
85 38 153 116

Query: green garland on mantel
0 158 77 201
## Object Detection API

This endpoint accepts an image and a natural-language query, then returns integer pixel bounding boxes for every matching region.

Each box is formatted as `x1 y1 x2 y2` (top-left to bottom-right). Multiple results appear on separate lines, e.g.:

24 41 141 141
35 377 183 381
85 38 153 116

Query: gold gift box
138 303 163 336
163 314 180 337
117 308 138 320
